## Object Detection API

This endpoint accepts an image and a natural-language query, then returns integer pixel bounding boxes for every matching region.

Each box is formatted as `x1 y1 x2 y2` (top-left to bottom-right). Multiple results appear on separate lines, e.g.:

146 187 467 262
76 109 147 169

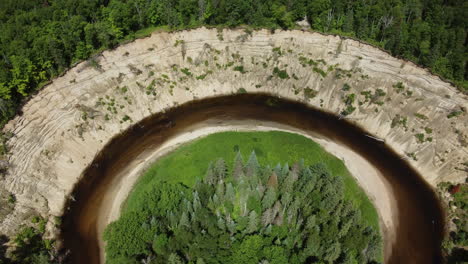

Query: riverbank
62 95 444 264
101 125 389 263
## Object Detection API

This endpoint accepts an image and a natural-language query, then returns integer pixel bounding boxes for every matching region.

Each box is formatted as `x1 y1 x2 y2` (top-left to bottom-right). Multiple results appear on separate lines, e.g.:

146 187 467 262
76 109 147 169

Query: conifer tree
262 208 274 226
281 163 289 177
273 163 282 179
214 158 227 181
204 162 216 185
225 182 235 201
262 187 276 210
246 211 259 234
246 151 259 177
179 212 190 228
168 253 184 264
233 151 245 180
192 191 201 211
267 172 278 188
215 182 225 199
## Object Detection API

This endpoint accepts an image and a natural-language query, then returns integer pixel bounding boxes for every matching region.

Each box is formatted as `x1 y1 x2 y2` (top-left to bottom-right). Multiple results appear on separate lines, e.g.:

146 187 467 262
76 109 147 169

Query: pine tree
225 183 235 201
246 151 259 177
214 158 227 181
305 215 317 230
256 182 265 197
281 163 289 179
280 192 292 214
267 172 278 188
204 162 216 184
281 171 295 193
215 182 225 199
273 163 282 178
179 212 190 228
262 187 276 210
262 208 274 226
291 162 300 181
233 151 245 180
217 217 225 230
168 253 184 264
226 214 236 235
168 210 178 229
324 242 341 262
272 201 282 224
246 211 259 233
192 191 201 211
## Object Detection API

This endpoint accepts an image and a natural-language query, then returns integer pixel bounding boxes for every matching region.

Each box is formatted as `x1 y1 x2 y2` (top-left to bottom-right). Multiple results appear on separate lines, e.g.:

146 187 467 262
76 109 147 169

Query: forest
0 0 466 127
439 182 468 263
104 152 382 264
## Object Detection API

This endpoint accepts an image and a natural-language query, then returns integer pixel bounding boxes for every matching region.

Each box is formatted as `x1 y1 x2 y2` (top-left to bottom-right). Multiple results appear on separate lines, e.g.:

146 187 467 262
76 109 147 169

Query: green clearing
125 131 379 230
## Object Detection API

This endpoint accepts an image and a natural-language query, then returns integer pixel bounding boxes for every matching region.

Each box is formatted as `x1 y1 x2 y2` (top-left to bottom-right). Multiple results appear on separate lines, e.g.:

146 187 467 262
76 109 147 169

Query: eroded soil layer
62 94 444 264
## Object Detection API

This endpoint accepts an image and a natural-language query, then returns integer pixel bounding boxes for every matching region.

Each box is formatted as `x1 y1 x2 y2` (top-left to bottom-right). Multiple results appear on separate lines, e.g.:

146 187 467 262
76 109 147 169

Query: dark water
61 94 445 264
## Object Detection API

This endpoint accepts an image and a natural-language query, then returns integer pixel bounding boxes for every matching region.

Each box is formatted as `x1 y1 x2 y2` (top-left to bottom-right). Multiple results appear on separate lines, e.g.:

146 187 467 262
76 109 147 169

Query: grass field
124 131 379 229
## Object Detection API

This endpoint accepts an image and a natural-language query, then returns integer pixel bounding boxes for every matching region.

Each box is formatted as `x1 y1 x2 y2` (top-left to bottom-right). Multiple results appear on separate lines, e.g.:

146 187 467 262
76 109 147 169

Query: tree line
0 0 465 126
104 151 382 263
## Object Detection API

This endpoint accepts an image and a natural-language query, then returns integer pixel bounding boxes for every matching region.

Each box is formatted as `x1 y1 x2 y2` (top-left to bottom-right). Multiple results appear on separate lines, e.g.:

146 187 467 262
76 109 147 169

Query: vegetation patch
405 152 418 161
233 65 247 74
447 111 463 119
312 67 327 78
105 135 382 263
342 83 351 91
393 82 405 93
0 216 60 263
303 88 318 100
341 94 356 116
414 113 428 120
272 67 289 80
180 68 193 77
298 56 318 67
438 182 468 262
390 115 408 131
125 132 379 230
237 88 247 94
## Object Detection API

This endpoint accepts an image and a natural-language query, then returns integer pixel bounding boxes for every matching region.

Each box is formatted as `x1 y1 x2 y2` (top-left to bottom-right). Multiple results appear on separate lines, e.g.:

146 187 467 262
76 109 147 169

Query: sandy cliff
1 28 466 241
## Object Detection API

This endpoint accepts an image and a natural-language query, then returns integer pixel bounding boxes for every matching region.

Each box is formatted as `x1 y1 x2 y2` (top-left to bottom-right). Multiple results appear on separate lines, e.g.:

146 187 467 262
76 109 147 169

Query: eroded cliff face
1 28 466 236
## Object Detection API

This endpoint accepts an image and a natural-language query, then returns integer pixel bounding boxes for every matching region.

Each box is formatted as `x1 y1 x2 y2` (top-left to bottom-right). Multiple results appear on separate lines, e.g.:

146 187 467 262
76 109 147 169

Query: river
61 94 445 264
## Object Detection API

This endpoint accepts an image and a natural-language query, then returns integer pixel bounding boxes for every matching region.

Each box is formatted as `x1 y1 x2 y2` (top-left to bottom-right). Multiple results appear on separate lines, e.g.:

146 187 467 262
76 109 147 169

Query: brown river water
61 94 445 264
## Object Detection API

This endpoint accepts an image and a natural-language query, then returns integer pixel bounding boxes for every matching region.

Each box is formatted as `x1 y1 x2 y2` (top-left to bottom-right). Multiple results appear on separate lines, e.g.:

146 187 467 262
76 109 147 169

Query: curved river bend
62 94 444 264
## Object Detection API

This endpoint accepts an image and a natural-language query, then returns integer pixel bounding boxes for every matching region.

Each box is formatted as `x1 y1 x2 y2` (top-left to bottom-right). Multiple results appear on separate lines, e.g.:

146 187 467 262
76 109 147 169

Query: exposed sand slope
1 28 466 243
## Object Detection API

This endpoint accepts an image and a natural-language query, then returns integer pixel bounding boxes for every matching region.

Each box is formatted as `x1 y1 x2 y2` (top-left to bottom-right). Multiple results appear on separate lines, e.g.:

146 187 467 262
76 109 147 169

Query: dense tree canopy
439 182 468 263
0 0 466 126
104 152 382 263
0 216 59 264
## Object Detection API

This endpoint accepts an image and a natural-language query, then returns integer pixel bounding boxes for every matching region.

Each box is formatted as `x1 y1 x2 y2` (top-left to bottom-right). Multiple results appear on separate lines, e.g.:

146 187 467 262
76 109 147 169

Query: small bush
233 65 246 74
393 82 405 93
414 113 428 120
272 67 289 79
313 67 327 77
415 133 425 143
304 88 318 100
181 68 192 76
342 83 351 91
447 111 463 119
237 88 247 94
